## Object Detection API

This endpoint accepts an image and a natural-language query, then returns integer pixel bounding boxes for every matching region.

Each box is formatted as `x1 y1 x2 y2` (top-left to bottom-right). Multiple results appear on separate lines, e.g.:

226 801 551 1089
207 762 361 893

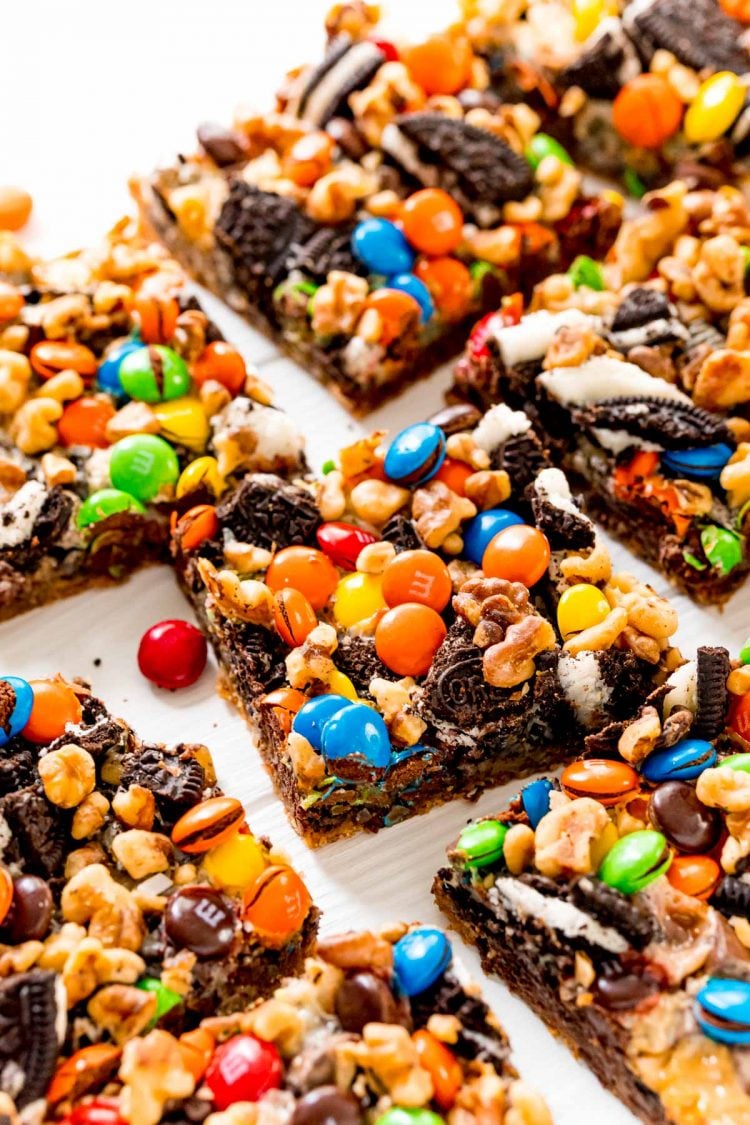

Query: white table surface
3 4 750 1122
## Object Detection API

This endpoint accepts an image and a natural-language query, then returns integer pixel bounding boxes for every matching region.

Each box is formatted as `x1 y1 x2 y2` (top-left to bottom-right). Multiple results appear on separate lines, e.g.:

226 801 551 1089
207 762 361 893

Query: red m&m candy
316 521 378 570
62 1098 125 1125
138 620 207 690
205 1034 283 1109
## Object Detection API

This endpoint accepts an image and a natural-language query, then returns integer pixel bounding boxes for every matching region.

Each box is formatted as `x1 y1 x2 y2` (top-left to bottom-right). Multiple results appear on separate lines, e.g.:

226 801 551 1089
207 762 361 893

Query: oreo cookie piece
381 114 533 227
693 645 731 739
289 36 386 126
285 222 366 283
624 0 750 74
0 970 64 1108
560 21 639 100
418 620 516 729
573 397 731 449
380 513 424 552
1 787 66 877
216 474 320 552
491 432 551 494
530 468 596 551
606 288 689 351
122 746 206 820
572 876 660 949
215 182 316 318
334 635 395 698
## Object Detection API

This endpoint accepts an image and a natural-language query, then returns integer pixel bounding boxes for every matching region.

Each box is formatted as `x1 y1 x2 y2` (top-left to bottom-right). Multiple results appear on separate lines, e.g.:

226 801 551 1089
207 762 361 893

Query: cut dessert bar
465 0 750 195
172 400 682 845
0 219 304 621
0 673 317 1118
435 642 750 1125
132 6 622 412
453 182 750 602
39 922 552 1125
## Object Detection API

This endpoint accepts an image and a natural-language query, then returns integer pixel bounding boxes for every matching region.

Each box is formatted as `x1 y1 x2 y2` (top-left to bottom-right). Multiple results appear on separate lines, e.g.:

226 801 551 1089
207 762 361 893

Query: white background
3 4 750 1122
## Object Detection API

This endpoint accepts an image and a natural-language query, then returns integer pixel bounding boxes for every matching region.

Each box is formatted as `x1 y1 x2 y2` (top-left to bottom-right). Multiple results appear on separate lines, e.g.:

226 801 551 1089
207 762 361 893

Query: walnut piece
112 829 173 880
535 797 615 878
38 744 96 809
483 615 556 688
120 1030 196 1125
198 558 274 625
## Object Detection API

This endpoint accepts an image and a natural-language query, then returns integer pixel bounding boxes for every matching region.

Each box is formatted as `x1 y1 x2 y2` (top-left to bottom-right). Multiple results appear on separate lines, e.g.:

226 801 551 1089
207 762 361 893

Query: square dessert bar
434 643 750 1125
0 674 318 1117
41 922 552 1125
0 219 305 621
464 0 750 195
132 6 622 412
172 399 682 845
453 181 750 603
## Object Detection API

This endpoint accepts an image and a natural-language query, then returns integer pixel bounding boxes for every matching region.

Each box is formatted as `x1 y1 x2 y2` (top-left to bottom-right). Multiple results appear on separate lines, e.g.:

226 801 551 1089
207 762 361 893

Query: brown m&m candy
1 875 53 942
649 781 722 854
334 971 404 1034
171 795 244 854
165 885 237 957
291 1086 363 1125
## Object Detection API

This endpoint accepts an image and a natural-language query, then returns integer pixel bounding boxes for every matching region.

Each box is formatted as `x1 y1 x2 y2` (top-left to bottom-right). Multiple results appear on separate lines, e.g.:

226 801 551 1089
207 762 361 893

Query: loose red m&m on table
205 1033 283 1109
23 679 83 744
402 189 463 256
482 525 550 586
266 546 338 611
612 75 683 149
137 619 207 690
375 603 447 676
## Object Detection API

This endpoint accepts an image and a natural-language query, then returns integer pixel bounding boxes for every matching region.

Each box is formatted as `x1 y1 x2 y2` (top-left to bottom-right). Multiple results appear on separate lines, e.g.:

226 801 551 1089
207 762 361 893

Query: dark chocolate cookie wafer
285 222 366 283
625 0 750 74
693 645 732 739
560 24 637 99
0 971 63 1109
573 397 732 449
215 473 321 551
289 36 386 126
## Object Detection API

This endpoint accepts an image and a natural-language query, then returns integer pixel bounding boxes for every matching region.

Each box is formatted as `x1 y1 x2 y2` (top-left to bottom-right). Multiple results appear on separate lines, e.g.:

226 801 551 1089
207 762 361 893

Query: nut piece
310 271 368 337
88 983 157 1044
0 349 31 413
697 766 750 814
38 744 96 808
120 1030 196 1125
112 785 156 830
563 607 628 655
198 558 274 626
10 396 62 454
71 791 110 840
618 707 661 765
349 479 410 526
285 623 338 690
535 797 615 878
503 823 536 875
412 480 476 550
112 830 173 880
369 676 426 746
483 616 556 688
61 863 145 951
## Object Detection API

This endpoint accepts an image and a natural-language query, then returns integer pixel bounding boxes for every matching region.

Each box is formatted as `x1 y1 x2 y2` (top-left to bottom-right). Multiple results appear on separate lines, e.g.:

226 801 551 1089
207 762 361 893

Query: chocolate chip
693 646 731 740
0 970 61 1108
197 122 248 167
711 875 750 920
427 402 483 435
334 971 402 1033
649 780 722 854
216 474 320 552
164 886 237 958
380 513 423 553
291 1087 363 1125
1 876 53 943
593 965 660 1011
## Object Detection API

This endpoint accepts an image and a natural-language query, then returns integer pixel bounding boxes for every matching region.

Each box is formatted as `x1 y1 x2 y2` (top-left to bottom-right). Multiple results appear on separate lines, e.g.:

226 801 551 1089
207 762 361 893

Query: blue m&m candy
384 423 446 486
352 219 415 275
0 676 34 747
321 702 391 768
463 508 525 565
96 338 142 397
661 443 733 481
292 694 351 751
393 927 452 996
521 777 555 828
641 738 717 783
386 273 435 323
695 978 750 1046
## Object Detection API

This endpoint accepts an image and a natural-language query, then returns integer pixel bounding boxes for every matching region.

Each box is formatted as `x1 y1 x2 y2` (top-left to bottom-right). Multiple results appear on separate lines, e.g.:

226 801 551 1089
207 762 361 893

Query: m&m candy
392 926 452 995
57 397 114 449
22 679 83 744
265 546 338 611
567 255 604 292
525 133 573 170
171 796 245 854
598 830 671 895
333 573 387 628
556 583 610 640
292 694 351 751
455 819 507 867
685 72 746 144
375 603 447 676
30 340 97 381
376 1111 443 1125
667 854 721 900
192 341 247 395
203 832 266 891
640 738 717 783
386 273 435 323
648 780 721 854
321 702 391 768
412 1030 462 1109
612 75 683 149
109 434 180 503
273 588 318 647
119 345 191 403
520 778 555 828
414 257 472 320
316 521 378 570
482 525 550 586
401 189 463 256
0 676 34 747
76 488 145 530
242 865 311 942
381 549 452 612
137 619 207 690
352 218 415 275
97 338 142 396
153 397 209 452
63 1098 126 1125
463 509 524 565
661 443 733 481
561 759 639 806
384 423 446 486
165 885 237 958
695 978 750 1045
205 1034 283 1108
363 289 422 345
402 31 473 95
174 504 219 552
176 456 224 500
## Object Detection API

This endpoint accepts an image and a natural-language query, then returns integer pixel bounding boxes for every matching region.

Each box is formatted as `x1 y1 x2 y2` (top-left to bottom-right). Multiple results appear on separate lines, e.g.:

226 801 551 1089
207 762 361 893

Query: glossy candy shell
661 443 733 481
463 509 524 565
383 423 446 486
316 521 378 570
351 219 415 274
641 738 717 782
292 694 351 751
0 676 34 747
393 927 452 996
598 830 671 895
321 703 391 768
521 778 554 828
695 977 750 1045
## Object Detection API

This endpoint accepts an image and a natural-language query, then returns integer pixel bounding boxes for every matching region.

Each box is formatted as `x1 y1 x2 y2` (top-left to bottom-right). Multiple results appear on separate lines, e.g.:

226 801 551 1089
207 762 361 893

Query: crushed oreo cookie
571 876 660 950
216 474 320 552
606 288 688 350
1 787 67 878
626 0 750 74
530 478 595 551
409 970 511 1070
491 432 551 494
291 37 385 126
334 635 395 698
0 970 62 1108
122 746 206 821
693 645 731 740
418 620 512 728
573 397 731 450
286 222 366 283
380 513 424 552
560 25 633 99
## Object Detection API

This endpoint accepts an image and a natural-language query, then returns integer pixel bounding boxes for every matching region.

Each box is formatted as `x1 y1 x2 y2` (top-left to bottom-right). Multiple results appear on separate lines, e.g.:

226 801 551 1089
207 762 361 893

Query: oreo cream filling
488 877 629 954
0 480 48 550
490 308 592 368
557 650 613 729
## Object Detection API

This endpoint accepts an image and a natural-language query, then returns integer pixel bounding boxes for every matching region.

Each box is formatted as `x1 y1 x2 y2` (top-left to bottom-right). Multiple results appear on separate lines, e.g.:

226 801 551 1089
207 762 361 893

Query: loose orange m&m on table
375 602 447 676
265 545 338 611
402 190 463 256
22 679 83 744
612 75 683 149
242 864 311 944
381 549 452 612
482 525 551 586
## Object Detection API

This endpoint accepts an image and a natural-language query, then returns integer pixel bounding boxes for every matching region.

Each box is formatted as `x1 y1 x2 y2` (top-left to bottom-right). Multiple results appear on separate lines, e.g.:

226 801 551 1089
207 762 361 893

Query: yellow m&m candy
328 669 358 701
176 455 224 499
572 0 605 41
153 397 209 453
332 573 386 628
202 831 267 891
557 583 610 640
684 72 745 144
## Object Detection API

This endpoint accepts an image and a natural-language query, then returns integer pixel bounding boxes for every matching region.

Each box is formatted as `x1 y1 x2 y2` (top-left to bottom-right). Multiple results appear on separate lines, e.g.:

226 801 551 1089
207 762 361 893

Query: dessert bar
0 220 304 621
41 922 551 1125
172 400 681 845
435 642 750 1125
0 673 317 1119
132 5 622 412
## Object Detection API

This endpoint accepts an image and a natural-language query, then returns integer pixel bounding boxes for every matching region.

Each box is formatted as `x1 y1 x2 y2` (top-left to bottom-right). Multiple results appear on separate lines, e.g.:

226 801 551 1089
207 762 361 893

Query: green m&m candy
598 830 671 895
700 525 744 577
137 976 183 1024
77 487 145 529
455 819 507 868
739 637 750 665
567 255 605 291
376 1109 444 1125
525 133 573 170
119 345 191 403
722 753 750 773
109 434 180 502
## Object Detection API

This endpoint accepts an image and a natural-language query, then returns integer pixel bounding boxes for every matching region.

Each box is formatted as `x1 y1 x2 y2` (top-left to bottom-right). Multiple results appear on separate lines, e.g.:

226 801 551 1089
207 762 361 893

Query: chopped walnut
484 615 556 688
445 432 490 470
356 540 396 574
285 623 338 690
310 271 369 337
61 863 145 952
317 928 393 976
0 942 43 977
88 983 157 1043
559 537 612 584
112 829 173 880
350 62 426 146
198 558 274 625
543 323 603 369
503 823 536 875
286 731 326 790
697 765 750 814
339 1022 432 1105
605 573 679 642
105 400 160 443
720 442 750 507
506 1079 553 1125
37 368 85 403
454 575 530 630
369 676 426 746
10 396 62 454
349 478 410 525
112 784 156 830
464 469 511 510
224 542 273 574
535 154 582 223
563 606 628 655
305 163 375 223
317 468 347 521
0 349 31 413
610 180 688 285
71 791 110 840
692 235 746 314
535 797 616 878
40 451 77 487
38 744 96 808
461 223 521 267
618 707 662 765
120 1030 196 1125
412 480 476 550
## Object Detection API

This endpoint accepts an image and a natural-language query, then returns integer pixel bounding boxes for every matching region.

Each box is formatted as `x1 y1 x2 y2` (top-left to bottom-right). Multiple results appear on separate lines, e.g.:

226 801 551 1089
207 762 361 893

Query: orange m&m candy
57 396 115 448
402 190 463 256
0 282 23 322
0 865 12 926
364 289 422 347
45 1043 121 1107
242 864 311 944
381 549 452 612
375 602 447 676
413 1029 462 1109
175 504 218 552
667 854 721 901
260 688 308 734
720 0 750 19
134 292 180 344
22 680 83 744
403 32 473 96
266 546 338 611
414 257 473 321
561 759 640 806
612 75 683 149
482 525 550 586
192 341 247 396
433 455 474 496
171 795 245 854
30 340 98 381
273 588 318 647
